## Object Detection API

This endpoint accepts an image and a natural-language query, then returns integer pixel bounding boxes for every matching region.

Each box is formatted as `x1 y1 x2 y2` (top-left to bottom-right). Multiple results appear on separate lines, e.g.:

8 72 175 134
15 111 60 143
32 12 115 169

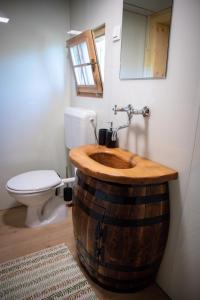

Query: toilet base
25 196 67 228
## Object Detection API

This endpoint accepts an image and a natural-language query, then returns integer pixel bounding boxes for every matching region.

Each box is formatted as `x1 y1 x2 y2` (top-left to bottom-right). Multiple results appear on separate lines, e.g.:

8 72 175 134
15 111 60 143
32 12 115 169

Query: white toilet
6 170 66 227
6 107 96 228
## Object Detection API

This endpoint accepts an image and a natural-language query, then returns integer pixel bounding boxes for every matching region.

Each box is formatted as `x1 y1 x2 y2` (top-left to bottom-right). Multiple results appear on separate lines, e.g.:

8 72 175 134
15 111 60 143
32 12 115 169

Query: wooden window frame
93 25 105 39
67 30 103 98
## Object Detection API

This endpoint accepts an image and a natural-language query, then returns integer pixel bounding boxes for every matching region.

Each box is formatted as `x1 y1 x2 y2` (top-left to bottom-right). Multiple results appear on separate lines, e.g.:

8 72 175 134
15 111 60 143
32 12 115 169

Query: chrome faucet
113 104 150 119
111 104 150 141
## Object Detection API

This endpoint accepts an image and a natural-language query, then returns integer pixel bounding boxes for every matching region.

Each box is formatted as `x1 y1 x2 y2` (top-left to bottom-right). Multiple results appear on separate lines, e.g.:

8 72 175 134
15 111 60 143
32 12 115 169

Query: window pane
82 66 95 85
95 35 105 81
74 67 85 85
70 46 81 66
78 42 90 64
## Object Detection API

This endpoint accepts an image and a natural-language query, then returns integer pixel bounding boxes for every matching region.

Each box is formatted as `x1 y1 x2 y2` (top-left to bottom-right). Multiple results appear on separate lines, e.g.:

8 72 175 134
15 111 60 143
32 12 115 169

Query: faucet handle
142 106 150 117
112 104 133 114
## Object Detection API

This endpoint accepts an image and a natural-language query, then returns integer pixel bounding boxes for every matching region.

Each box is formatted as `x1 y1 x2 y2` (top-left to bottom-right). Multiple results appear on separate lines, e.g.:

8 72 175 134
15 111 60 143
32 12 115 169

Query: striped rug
0 244 98 300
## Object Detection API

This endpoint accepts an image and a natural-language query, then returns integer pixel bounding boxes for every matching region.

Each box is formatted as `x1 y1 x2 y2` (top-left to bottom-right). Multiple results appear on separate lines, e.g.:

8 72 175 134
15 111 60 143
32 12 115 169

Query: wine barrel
72 170 170 292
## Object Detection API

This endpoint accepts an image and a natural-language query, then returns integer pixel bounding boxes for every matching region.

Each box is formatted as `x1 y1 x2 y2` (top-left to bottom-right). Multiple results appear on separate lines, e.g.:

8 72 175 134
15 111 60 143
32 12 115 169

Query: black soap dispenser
106 122 118 148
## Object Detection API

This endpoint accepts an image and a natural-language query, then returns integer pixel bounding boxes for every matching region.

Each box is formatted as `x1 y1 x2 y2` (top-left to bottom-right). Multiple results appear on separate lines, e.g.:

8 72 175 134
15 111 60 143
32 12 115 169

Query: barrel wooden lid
69 145 178 184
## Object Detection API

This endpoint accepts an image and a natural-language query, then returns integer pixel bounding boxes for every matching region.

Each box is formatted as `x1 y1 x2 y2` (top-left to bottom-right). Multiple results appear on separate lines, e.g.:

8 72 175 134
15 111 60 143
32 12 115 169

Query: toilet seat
6 170 62 194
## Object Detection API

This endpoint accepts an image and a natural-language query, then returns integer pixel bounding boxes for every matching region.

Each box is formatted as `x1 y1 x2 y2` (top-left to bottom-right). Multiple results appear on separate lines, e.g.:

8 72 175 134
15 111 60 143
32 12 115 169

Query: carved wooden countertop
69 144 178 184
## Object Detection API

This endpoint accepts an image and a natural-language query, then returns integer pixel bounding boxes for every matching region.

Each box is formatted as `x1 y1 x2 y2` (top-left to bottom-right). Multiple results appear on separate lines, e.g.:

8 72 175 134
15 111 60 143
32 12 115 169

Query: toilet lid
7 170 62 192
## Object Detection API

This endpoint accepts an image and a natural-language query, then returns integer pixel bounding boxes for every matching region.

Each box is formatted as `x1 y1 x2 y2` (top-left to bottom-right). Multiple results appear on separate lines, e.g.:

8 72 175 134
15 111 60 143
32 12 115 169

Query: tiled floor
0 206 169 300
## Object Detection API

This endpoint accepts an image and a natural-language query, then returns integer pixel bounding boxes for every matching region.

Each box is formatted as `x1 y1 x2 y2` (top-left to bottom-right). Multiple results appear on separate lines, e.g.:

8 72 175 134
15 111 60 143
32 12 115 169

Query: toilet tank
64 107 96 149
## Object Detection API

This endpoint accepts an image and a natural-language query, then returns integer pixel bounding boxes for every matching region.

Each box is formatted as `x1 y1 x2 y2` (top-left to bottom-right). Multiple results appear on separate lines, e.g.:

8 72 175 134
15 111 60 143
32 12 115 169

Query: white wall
0 0 70 210
171 101 200 300
69 0 200 299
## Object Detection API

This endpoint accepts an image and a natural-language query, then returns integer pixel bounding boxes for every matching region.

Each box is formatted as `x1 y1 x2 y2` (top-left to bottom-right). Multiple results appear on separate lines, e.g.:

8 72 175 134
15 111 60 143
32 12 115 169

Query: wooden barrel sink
70 145 178 292
73 171 170 292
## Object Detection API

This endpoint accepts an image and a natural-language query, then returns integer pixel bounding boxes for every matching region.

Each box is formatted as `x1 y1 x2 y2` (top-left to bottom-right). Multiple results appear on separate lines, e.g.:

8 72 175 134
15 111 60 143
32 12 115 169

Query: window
67 27 105 98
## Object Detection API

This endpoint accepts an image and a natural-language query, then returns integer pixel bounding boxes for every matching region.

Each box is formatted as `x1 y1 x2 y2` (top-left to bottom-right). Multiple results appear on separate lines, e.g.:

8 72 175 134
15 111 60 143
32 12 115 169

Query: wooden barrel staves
72 170 170 292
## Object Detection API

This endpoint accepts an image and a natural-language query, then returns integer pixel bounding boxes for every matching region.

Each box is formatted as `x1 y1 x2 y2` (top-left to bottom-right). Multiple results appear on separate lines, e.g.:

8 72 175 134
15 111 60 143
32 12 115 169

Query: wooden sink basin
69 144 178 184
89 152 135 169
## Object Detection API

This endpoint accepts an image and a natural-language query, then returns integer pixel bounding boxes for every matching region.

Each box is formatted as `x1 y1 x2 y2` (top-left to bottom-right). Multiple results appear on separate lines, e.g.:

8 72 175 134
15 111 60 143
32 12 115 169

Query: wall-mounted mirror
120 0 173 79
